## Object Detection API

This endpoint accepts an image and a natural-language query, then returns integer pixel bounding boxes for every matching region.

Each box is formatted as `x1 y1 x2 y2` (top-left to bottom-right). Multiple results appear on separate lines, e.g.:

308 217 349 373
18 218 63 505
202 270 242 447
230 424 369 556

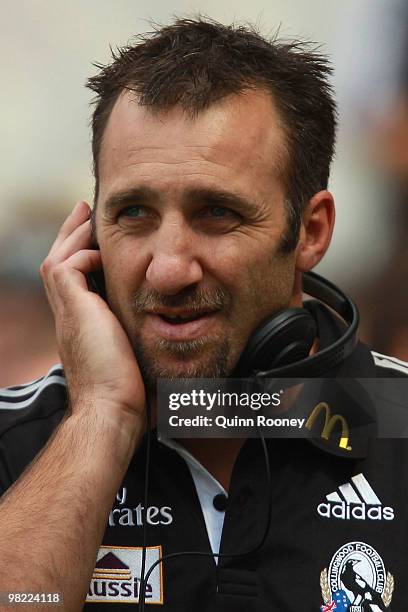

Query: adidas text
317 501 394 521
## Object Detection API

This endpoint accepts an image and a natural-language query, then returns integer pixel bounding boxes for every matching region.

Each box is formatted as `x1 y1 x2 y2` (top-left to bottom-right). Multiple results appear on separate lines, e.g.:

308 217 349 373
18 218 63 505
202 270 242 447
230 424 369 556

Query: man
0 18 407 612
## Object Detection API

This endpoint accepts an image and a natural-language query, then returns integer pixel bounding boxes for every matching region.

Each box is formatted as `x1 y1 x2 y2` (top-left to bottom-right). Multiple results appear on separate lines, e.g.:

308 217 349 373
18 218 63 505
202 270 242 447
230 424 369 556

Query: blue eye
209 206 234 219
196 205 241 232
209 206 230 218
120 206 147 217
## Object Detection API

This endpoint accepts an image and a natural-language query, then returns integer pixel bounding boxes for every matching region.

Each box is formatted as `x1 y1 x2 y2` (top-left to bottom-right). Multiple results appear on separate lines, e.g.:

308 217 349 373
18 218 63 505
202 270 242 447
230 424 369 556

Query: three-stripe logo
317 473 394 521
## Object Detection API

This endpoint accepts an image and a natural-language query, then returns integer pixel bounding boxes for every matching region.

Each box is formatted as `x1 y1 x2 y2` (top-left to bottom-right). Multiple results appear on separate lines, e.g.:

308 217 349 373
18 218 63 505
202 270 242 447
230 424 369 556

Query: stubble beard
123 285 234 391
132 335 232 392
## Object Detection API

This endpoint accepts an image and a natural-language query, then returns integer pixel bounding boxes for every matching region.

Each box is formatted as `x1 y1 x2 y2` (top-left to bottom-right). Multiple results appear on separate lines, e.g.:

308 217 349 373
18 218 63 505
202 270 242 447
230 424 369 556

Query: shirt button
213 493 228 512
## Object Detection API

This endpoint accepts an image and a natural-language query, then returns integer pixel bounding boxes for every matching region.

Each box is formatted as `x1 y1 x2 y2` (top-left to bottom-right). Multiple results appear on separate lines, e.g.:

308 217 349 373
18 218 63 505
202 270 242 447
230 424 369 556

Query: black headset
233 270 359 378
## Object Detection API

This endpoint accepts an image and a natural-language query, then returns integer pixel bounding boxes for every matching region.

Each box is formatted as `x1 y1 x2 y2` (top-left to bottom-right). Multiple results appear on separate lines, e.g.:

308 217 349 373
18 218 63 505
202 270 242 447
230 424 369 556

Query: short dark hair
87 18 337 250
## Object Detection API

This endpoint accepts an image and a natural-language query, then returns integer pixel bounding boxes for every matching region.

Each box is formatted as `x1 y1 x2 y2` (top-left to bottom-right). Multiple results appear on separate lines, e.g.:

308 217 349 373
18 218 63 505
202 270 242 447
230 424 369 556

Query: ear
295 190 335 272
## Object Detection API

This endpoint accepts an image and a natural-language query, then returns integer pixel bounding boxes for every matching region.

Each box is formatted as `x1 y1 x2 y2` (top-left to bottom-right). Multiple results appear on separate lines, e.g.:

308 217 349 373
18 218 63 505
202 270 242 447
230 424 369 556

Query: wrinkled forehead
97 88 288 203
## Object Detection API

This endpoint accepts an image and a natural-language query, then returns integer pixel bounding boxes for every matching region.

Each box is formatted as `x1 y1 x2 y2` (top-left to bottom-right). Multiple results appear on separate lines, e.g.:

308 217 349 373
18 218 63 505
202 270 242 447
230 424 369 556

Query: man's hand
40 200 146 420
0 201 148 609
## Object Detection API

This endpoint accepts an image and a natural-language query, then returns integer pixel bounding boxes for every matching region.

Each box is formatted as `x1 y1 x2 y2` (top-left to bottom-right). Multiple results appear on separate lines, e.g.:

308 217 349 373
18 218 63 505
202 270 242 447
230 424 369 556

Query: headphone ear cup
233 308 317 377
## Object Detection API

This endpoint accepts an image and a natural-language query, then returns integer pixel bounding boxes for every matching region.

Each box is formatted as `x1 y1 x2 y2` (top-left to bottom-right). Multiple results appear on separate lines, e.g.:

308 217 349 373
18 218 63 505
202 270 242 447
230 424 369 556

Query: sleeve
0 364 67 496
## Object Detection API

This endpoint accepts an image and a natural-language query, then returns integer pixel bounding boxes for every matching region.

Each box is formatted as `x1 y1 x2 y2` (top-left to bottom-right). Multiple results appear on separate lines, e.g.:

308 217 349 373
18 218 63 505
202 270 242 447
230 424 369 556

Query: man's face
95 89 299 387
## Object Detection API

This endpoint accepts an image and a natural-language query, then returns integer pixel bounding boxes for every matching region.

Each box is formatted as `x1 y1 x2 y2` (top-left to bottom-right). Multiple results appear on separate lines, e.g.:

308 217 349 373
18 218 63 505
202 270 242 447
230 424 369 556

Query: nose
145 218 204 295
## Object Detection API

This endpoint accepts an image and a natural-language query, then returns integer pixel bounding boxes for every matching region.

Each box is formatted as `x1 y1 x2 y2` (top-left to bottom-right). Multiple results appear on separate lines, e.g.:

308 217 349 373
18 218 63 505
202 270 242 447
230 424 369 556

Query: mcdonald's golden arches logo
305 402 351 451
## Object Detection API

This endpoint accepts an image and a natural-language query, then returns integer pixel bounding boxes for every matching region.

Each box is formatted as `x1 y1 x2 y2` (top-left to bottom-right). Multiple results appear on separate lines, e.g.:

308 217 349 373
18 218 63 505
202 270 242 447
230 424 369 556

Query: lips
153 308 212 325
144 309 220 341
160 313 204 324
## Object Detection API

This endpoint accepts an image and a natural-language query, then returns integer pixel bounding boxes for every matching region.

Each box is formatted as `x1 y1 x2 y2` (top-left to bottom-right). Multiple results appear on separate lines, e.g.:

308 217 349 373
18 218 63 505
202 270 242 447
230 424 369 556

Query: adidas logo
317 473 394 521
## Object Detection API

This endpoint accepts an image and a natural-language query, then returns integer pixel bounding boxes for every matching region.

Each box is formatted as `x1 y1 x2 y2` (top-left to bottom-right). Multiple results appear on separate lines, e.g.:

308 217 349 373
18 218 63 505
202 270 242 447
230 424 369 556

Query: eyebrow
101 186 260 217
102 187 158 216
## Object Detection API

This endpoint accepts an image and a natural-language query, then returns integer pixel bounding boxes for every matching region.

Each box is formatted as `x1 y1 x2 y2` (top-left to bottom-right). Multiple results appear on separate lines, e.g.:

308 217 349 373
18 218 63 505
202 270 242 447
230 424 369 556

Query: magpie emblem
320 541 394 611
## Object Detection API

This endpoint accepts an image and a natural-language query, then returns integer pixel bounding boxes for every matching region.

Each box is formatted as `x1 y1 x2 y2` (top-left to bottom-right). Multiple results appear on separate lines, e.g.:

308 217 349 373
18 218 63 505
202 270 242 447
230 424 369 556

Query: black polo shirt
1 303 408 612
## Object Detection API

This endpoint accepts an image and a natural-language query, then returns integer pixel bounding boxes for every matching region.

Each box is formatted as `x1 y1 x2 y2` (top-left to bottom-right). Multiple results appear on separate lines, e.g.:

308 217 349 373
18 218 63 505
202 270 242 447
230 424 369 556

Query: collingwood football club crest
320 541 394 611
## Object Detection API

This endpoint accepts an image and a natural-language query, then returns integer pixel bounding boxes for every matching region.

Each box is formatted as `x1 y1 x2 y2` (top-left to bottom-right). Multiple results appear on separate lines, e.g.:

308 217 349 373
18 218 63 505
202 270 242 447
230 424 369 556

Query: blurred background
1 0 408 385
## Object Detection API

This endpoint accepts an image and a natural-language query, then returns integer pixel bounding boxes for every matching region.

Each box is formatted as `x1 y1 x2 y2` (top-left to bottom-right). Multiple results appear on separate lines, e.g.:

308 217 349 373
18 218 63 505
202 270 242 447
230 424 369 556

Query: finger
64 248 102 275
48 219 94 264
45 249 103 309
51 201 91 251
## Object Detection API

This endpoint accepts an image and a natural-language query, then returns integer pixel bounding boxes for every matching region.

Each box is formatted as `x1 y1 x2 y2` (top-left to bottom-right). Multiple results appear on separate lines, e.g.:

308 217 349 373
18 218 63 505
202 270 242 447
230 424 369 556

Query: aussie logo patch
320 541 394 611
86 545 163 605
